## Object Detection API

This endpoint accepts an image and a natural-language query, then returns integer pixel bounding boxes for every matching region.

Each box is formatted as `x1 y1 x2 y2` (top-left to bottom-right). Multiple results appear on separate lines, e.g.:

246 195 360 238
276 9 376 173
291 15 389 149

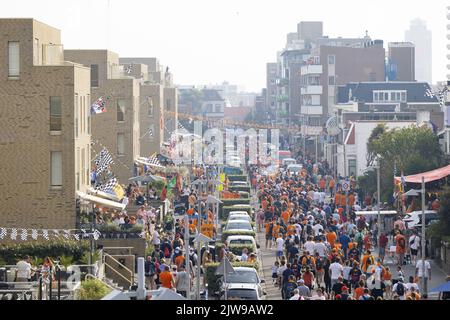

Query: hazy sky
1 0 448 92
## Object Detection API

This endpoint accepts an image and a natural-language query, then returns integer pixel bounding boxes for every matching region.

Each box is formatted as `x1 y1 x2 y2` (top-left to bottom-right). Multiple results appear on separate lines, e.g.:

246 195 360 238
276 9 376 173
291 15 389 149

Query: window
51 151 62 187
166 99 171 110
328 54 335 65
384 92 389 101
206 104 213 113
391 92 396 101
50 96 62 131
81 96 84 134
117 99 125 122
374 92 379 102
81 148 85 185
215 104 222 113
33 38 40 65
87 94 91 134
401 92 406 102
328 76 335 85
147 97 154 116
8 41 20 77
90 64 99 87
76 148 80 190
348 159 356 177
396 92 401 101
117 133 125 155
74 95 79 137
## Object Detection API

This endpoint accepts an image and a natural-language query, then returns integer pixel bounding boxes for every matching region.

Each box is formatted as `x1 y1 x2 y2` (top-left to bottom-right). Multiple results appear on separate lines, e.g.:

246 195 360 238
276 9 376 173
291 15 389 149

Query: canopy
403 189 422 196
134 157 165 169
129 174 165 183
151 288 187 300
430 281 450 293
355 210 397 216
394 165 450 184
76 191 126 210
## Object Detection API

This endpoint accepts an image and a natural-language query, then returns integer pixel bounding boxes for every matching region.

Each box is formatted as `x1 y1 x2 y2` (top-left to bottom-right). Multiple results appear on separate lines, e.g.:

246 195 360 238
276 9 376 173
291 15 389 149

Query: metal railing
102 253 134 287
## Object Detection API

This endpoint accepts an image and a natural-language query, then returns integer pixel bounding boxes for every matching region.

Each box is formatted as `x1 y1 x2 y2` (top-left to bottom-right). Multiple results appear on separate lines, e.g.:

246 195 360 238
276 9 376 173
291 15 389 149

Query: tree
363 125 444 203
366 123 387 167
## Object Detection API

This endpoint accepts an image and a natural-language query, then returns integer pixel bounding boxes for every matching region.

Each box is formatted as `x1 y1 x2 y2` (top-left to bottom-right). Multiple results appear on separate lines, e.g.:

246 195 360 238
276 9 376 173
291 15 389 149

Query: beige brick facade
0 19 91 229
64 50 140 183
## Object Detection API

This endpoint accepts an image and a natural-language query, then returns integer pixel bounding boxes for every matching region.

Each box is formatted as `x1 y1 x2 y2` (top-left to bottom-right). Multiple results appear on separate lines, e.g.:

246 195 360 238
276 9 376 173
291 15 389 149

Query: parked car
225 220 253 232
229 211 250 216
403 210 439 229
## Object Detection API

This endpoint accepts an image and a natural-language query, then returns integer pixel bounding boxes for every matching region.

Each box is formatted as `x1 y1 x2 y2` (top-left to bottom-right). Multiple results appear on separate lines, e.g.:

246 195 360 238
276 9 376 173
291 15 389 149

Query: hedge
229 186 251 193
0 240 90 265
205 261 260 295
221 230 256 243
220 205 252 220
227 175 248 182
219 198 251 212
77 278 112 300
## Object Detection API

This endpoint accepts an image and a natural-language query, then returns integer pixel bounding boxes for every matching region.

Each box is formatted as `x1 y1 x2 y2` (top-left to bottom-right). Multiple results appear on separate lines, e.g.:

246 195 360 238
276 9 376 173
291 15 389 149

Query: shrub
77 279 112 300
227 175 248 182
0 240 90 265
229 186 251 193
221 230 256 243
227 243 256 255
97 223 120 233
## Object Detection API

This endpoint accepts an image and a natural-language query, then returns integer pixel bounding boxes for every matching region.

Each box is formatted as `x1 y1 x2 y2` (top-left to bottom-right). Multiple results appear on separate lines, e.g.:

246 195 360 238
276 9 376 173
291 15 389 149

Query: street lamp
364 165 382 234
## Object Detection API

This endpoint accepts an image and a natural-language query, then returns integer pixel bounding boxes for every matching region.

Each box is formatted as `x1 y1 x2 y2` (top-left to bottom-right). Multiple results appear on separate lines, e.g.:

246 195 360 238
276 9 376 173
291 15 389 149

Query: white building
405 18 432 84
338 121 416 177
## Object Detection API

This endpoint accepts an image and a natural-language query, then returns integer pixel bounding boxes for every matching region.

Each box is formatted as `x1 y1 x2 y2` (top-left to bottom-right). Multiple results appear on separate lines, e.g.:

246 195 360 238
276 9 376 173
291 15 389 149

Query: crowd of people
249 150 433 300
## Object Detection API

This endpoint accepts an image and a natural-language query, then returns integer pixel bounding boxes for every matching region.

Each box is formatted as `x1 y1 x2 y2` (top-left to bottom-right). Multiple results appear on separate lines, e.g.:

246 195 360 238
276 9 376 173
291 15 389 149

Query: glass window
328 76 335 85
384 92 389 101
8 41 20 77
33 38 40 65
91 64 99 87
328 55 335 65
401 92 406 102
348 159 356 177
74 95 79 137
117 133 125 155
166 99 171 110
50 96 62 131
390 92 395 101
117 99 125 122
147 97 154 116
51 151 62 186
374 92 379 102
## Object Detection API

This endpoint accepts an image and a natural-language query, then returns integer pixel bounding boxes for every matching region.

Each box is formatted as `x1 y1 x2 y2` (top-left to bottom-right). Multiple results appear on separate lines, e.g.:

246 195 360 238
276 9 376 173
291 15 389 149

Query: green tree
362 125 444 203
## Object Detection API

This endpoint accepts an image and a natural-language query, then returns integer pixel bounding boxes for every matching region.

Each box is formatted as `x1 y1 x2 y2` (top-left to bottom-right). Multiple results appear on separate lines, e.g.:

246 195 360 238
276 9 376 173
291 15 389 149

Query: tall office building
388 42 415 81
405 18 432 83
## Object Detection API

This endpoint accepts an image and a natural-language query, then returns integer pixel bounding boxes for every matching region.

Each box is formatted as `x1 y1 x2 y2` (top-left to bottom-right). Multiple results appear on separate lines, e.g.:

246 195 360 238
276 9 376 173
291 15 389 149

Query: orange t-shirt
327 232 337 247
348 194 355 206
329 179 335 189
159 271 173 289
319 179 326 189
287 225 296 236
187 208 194 216
272 225 280 238
281 211 290 224
175 255 185 268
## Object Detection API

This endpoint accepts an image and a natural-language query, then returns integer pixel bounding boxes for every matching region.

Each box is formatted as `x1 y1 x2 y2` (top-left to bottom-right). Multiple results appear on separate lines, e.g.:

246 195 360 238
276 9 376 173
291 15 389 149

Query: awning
76 191 126 210
355 211 398 216
129 174 165 183
394 165 450 184
87 188 121 202
403 189 422 196
135 157 165 169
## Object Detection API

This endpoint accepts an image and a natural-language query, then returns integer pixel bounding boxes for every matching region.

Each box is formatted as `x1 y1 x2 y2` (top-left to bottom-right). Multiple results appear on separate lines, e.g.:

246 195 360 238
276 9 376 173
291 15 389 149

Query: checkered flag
0 228 6 240
147 153 161 167
20 229 28 241
72 233 80 241
31 229 38 240
53 229 60 239
10 228 17 240
93 230 101 240
95 177 117 192
125 64 133 74
42 230 49 240
94 148 114 175
425 88 435 98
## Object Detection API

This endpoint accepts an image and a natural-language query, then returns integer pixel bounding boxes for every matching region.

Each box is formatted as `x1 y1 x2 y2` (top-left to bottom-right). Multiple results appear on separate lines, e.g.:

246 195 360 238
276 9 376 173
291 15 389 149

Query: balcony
301 85 323 95
42 44 63 65
301 65 323 75
300 106 323 115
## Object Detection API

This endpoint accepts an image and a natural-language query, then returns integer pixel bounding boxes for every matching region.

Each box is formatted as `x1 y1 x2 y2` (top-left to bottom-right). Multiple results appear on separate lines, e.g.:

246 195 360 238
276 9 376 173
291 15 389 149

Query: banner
0 227 101 241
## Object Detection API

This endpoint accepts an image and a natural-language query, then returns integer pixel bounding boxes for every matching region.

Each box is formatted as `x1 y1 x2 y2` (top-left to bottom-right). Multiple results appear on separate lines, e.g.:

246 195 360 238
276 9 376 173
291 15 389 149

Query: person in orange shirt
394 231 407 266
159 266 175 289
326 230 337 248
329 178 335 196
348 193 355 207
272 222 281 239
319 178 326 191
287 224 296 237
175 254 185 269
281 210 290 225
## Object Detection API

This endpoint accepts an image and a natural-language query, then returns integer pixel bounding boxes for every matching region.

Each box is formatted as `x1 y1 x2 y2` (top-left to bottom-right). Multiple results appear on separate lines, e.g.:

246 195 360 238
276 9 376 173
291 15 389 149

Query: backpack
315 257 323 270
285 282 296 299
164 246 170 258
396 283 405 296
398 237 406 249
365 256 373 268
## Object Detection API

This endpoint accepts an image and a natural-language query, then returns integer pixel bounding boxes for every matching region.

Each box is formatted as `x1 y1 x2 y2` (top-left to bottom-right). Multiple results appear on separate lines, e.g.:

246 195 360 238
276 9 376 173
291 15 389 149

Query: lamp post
421 176 426 297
